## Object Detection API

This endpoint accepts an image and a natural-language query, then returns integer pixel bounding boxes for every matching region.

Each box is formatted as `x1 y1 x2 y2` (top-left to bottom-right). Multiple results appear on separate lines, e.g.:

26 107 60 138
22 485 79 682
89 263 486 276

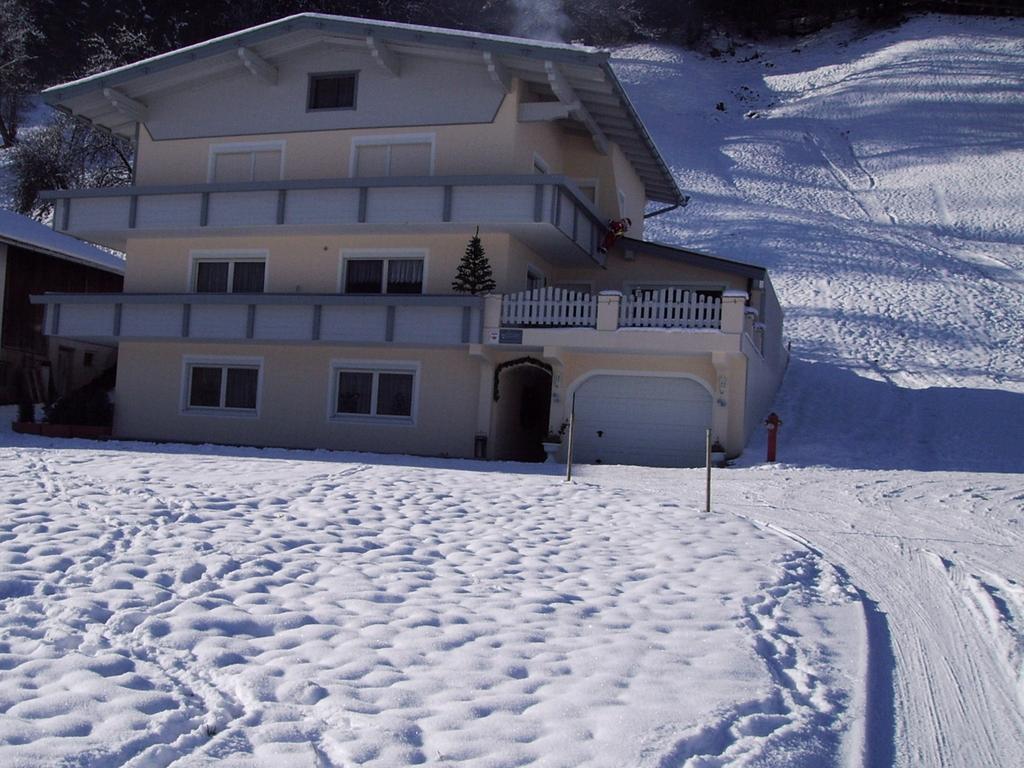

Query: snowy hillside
0 12 1022 768
613 13 1024 473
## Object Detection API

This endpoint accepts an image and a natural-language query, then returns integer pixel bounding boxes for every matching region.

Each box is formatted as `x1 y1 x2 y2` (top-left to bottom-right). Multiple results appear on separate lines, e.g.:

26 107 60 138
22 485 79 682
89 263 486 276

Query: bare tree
0 0 42 146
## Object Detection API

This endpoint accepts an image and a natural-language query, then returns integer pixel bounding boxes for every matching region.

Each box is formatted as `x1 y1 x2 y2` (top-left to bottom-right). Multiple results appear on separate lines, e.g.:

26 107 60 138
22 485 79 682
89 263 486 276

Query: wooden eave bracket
544 61 608 155
483 51 512 93
518 102 573 122
238 46 278 85
102 87 147 122
366 34 401 77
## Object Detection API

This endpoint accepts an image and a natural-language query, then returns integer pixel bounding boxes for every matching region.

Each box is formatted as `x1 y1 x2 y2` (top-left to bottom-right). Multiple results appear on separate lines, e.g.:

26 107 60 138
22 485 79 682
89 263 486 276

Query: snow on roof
42 13 603 97
0 208 124 274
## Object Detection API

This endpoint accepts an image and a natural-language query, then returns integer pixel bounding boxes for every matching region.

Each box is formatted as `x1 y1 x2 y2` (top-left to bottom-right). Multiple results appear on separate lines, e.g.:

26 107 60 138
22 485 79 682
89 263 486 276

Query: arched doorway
491 357 553 462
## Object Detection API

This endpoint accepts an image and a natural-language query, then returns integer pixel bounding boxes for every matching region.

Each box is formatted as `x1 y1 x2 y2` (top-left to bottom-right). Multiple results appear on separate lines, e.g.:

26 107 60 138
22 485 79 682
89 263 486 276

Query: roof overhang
620 237 767 281
41 13 685 206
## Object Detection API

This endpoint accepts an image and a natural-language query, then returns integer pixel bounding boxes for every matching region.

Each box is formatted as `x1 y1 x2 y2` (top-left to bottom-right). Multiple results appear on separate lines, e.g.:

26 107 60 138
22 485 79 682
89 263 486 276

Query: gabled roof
41 13 685 206
0 209 125 274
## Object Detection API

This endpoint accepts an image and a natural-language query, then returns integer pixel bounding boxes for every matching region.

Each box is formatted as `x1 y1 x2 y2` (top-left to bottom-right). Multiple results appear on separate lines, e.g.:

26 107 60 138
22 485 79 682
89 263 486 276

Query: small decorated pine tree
452 227 496 295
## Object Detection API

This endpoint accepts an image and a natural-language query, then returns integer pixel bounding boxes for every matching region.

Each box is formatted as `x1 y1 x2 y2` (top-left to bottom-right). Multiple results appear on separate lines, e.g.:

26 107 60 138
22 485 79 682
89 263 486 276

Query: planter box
11 422 111 439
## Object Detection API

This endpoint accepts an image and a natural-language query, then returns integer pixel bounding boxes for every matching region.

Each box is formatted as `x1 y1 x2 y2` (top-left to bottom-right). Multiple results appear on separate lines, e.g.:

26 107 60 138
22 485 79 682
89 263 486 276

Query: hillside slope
613 13 1024 472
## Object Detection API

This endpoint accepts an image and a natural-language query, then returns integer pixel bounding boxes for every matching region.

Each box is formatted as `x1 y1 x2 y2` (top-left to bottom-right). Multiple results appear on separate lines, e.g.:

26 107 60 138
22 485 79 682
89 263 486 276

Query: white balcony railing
500 288 722 330
619 288 721 329
500 287 598 327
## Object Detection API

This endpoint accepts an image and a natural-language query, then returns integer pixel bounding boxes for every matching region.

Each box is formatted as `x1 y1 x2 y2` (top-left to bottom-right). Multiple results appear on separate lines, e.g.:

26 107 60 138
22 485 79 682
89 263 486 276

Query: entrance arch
490 357 553 462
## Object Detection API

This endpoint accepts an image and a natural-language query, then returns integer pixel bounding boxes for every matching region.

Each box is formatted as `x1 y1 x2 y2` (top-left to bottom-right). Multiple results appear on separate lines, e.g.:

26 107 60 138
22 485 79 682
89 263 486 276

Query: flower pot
541 441 561 464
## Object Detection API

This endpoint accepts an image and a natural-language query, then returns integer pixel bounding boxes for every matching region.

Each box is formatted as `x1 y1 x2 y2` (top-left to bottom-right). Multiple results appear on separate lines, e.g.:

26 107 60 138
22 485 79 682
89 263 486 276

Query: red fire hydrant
765 412 782 463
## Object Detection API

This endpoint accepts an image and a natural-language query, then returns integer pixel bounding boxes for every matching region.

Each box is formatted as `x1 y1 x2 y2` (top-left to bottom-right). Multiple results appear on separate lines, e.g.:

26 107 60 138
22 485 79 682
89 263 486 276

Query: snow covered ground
1 11 1023 767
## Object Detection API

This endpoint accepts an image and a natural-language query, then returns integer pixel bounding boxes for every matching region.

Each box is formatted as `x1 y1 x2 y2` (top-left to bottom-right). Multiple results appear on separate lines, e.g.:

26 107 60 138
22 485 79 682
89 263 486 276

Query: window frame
349 133 436 178
327 359 420 426
181 356 263 418
306 70 359 112
207 141 285 183
339 249 427 295
189 250 269 294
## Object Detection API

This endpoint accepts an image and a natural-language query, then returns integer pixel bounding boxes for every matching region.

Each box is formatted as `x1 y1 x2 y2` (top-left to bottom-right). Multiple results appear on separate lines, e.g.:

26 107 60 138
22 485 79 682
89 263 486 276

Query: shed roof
0 209 125 274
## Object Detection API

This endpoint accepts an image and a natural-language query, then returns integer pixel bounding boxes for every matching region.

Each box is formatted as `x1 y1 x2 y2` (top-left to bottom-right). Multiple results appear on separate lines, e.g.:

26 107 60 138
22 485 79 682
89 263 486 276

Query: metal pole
705 428 712 514
565 393 576 482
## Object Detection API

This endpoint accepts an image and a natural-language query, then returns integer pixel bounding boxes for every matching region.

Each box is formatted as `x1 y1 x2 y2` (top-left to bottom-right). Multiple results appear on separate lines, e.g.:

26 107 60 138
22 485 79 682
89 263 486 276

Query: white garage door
572 375 712 467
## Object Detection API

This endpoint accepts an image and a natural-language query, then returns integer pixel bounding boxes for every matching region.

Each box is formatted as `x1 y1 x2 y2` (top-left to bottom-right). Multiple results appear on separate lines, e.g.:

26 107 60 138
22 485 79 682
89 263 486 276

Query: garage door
571 375 712 467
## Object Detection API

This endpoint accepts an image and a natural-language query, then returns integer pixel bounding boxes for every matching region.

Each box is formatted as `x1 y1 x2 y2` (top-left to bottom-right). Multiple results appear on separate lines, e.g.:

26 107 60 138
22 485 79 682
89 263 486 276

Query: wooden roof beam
483 51 512 93
544 61 608 155
237 46 278 85
102 88 147 122
366 34 401 77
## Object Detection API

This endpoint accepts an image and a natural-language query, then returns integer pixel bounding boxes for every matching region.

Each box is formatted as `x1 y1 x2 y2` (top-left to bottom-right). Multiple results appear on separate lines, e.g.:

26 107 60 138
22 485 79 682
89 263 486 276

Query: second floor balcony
42 174 606 266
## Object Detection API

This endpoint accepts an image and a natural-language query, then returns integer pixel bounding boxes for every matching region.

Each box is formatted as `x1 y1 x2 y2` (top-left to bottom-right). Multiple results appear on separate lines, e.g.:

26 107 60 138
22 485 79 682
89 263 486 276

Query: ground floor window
184 359 261 414
331 362 417 422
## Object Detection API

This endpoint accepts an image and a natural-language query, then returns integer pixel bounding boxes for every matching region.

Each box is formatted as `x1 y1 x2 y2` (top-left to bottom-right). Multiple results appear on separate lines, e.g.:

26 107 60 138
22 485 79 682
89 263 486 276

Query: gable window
185 360 261 414
342 251 424 294
209 142 283 183
192 253 267 293
308 72 357 111
332 363 417 422
351 136 433 177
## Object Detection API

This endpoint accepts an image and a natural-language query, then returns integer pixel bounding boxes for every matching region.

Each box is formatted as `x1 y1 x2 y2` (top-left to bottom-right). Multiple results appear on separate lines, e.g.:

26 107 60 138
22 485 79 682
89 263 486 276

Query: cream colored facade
38 14 786 466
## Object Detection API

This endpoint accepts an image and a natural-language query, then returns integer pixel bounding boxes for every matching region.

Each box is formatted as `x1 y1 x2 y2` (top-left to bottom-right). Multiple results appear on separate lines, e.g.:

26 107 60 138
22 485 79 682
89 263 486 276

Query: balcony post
596 291 621 331
720 290 749 334
483 293 502 334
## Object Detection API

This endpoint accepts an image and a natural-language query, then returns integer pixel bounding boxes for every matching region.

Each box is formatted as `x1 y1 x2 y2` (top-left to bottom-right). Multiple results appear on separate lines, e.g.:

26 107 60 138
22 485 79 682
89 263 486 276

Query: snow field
0 430 864 766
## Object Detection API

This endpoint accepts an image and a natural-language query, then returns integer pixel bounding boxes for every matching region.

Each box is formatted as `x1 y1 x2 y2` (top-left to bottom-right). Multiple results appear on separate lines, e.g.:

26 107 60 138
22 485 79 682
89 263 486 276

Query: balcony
41 174 606 266
31 293 484 348
483 287 755 356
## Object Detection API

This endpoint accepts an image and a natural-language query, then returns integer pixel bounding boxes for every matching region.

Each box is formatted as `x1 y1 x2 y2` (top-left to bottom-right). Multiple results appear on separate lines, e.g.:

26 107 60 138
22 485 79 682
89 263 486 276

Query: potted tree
541 420 569 463
711 439 727 468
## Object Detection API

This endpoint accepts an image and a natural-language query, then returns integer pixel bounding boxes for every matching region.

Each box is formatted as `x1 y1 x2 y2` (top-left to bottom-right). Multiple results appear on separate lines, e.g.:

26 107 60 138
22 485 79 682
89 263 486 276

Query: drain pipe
643 195 690 220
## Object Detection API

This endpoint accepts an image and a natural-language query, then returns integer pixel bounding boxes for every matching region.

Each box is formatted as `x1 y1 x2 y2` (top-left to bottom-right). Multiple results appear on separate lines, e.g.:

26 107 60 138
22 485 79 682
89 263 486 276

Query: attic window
308 71 357 111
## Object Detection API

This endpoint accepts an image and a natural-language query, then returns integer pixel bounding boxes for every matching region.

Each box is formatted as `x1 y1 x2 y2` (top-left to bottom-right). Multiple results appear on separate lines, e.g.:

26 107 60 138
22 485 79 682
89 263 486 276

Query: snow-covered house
32 14 786 466
0 209 123 404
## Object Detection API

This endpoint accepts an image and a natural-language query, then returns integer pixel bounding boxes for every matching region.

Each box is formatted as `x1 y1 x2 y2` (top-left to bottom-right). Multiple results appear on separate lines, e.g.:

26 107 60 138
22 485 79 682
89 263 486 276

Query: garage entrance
571 374 713 467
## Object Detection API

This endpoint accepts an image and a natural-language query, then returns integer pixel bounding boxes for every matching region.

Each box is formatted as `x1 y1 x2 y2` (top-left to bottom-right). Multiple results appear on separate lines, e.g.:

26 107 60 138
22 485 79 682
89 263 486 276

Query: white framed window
329 360 419 424
182 356 263 416
190 251 268 293
208 141 284 183
340 249 426 294
350 134 434 178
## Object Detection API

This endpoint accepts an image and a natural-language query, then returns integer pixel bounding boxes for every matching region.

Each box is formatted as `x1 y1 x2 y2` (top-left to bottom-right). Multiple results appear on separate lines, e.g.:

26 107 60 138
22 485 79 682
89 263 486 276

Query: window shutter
354 145 389 177
213 152 253 183
388 143 431 176
252 151 282 181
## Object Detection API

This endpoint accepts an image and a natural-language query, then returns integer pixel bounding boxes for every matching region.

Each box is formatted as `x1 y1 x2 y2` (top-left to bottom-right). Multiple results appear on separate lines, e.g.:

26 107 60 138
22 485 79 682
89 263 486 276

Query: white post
596 290 621 331
565 393 576 482
720 290 748 334
705 428 712 514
